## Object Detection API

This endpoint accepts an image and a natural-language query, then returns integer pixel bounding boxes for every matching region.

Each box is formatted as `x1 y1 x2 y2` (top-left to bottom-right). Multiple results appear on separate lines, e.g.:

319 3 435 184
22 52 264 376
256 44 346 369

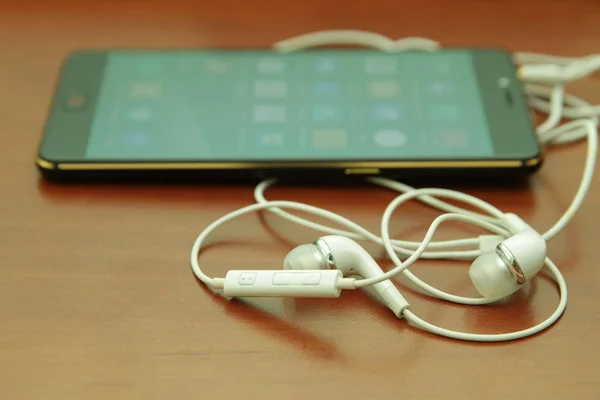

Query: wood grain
1 1 600 398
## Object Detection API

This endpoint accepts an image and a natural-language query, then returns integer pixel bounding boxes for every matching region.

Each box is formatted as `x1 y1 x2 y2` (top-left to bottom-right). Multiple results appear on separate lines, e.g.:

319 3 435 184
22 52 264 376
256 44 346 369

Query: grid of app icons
241 54 426 151
112 52 473 157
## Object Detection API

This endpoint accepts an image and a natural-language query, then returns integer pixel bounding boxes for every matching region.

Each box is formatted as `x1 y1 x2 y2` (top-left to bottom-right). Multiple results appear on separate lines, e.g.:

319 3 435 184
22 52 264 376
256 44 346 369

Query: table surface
2 0 600 398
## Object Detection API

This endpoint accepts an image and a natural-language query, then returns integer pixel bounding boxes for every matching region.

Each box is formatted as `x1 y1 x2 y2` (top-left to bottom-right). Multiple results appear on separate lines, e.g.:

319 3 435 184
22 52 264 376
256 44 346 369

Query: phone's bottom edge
36 163 542 187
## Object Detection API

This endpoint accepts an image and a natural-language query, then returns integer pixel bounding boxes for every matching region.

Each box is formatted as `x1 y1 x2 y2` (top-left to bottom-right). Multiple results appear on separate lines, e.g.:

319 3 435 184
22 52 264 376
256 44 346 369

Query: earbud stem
502 213 535 234
379 285 410 317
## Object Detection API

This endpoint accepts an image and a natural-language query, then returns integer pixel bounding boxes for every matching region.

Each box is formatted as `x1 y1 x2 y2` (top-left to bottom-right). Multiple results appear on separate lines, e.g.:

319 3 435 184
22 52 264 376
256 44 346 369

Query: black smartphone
36 48 542 182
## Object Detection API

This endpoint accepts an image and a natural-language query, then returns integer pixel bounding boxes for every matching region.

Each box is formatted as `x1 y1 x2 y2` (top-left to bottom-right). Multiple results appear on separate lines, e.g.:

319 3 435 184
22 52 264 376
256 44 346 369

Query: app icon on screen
428 104 459 120
368 81 400 98
129 107 152 122
312 105 343 122
312 130 347 148
129 82 163 99
258 58 285 74
253 105 287 122
437 129 468 148
314 59 336 73
204 59 228 74
365 57 398 74
428 82 455 95
254 132 284 147
313 81 341 96
254 80 287 98
373 130 407 147
371 104 403 121
122 131 150 147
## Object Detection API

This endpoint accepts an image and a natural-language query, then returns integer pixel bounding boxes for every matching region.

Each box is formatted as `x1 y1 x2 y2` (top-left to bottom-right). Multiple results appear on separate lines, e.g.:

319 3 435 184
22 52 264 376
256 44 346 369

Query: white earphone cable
253 179 492 260
190 30 598 342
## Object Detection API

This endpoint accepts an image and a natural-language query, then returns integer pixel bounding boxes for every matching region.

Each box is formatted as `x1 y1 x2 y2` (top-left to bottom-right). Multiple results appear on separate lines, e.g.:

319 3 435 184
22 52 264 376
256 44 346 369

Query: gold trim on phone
37 157 539 172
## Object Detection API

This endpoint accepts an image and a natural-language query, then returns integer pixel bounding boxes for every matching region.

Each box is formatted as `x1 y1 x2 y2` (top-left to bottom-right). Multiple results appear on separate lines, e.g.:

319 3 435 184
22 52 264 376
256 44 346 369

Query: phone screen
85 50 495 161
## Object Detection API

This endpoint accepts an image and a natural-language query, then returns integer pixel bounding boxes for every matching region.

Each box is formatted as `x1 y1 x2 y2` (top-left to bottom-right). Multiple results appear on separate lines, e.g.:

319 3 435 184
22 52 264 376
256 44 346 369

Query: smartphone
36 48 542 182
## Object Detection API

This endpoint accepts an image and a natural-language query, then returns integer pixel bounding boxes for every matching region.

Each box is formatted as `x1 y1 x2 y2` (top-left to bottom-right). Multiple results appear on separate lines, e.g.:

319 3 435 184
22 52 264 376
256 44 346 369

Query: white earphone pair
284 213 545 304
190 30 599 342
191 194 568 342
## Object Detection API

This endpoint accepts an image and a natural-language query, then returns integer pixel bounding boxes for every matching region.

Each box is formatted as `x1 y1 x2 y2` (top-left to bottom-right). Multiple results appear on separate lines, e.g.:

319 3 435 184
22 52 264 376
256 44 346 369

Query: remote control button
272 272 322 285
238 272 257 285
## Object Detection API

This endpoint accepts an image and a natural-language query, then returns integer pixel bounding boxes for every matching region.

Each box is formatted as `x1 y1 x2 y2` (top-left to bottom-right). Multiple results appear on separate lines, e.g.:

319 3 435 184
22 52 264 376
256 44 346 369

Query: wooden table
2 1 600 398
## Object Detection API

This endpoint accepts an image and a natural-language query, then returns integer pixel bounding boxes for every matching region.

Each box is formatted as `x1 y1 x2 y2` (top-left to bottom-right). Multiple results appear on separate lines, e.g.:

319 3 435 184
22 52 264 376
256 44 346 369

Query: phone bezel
36 47 543 177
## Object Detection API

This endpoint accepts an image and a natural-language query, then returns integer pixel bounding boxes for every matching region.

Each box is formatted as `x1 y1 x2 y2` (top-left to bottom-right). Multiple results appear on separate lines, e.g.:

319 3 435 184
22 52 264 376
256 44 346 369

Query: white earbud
284 235 409 316
469 214 547 298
